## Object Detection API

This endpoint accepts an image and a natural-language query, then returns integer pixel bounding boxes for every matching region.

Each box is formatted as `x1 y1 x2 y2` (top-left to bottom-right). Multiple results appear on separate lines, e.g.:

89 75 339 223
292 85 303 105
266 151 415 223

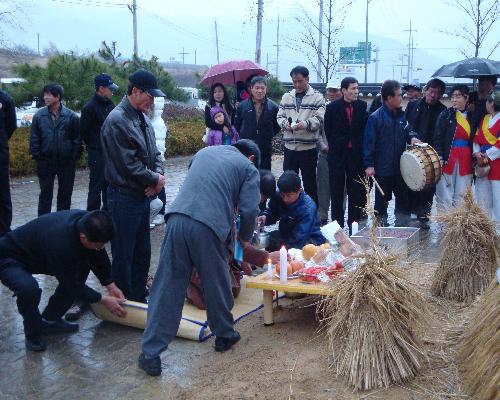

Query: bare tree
441 0 500 58
0 1 31 48
287 0 351 83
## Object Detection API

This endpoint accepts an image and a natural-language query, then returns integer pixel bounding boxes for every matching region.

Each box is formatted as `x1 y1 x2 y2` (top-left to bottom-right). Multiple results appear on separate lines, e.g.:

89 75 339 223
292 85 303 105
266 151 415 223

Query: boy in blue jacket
259 171 325 250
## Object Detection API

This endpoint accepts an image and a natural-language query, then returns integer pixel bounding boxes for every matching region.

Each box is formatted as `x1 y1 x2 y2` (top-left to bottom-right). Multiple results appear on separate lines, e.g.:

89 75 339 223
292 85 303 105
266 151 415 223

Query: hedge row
9 119 206 177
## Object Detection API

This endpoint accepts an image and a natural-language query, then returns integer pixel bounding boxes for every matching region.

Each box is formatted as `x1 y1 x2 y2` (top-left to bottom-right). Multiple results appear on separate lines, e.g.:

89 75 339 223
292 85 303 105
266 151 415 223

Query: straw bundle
459 277 500 400
318 179 428 390
431 188 499 302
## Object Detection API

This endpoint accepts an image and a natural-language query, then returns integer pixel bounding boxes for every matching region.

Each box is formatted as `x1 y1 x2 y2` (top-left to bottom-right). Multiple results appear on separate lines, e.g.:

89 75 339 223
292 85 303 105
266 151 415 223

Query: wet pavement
1 154 443 399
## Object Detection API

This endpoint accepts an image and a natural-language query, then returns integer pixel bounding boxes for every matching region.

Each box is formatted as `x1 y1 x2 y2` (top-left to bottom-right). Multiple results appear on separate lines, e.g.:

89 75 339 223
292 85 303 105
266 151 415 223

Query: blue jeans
107 186 151 302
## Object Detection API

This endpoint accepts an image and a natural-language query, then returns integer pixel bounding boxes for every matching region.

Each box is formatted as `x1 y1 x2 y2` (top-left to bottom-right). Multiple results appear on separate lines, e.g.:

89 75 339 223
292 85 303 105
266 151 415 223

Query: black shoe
65 303 89 322
25 337 47 352
417 215 430 222
419 220 430 230
214 331 241 352
138 353 162 376
42 318 79 334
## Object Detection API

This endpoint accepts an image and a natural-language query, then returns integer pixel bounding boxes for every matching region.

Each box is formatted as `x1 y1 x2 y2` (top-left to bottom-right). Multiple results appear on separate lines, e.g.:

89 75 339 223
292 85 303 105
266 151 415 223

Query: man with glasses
364 80 421 226
405 78 446 228
0 210 126 352
101 69 165 302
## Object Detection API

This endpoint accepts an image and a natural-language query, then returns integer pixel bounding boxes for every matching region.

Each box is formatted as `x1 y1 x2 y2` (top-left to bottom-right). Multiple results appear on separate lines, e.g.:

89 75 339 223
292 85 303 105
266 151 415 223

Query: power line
50 0 128 8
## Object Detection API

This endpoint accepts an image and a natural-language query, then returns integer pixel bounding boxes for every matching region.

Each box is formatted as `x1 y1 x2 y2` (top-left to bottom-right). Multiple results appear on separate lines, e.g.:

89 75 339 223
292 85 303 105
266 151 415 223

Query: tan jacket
277 86 326 151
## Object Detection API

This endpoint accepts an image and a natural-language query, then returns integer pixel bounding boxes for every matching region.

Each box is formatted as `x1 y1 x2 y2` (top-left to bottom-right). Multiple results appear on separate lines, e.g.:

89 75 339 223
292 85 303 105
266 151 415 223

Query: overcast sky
6 0 500 84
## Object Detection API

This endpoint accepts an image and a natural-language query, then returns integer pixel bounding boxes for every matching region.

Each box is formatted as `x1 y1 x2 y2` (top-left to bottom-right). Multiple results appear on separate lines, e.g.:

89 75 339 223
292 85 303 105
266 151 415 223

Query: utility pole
194 50 197 65
255 0 263 64
373 46 379 83
37 33 40 56
364 0 371 83
214 18 220 64
127 0 138 57
317 0 323 82
404 20 417 84
179 47 190 64
274 14 280 78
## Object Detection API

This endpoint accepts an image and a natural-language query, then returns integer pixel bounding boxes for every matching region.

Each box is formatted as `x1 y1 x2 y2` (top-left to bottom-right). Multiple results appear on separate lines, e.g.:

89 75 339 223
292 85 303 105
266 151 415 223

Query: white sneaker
149 223 155 229
152 214 164 225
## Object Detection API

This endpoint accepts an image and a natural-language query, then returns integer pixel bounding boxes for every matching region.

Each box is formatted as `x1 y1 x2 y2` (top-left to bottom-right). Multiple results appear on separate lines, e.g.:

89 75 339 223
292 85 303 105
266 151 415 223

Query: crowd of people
0 64 498 376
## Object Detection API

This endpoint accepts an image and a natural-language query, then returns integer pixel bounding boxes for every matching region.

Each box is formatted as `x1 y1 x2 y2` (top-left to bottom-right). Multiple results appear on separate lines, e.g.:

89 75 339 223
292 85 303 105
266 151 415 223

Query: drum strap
420 147 437 185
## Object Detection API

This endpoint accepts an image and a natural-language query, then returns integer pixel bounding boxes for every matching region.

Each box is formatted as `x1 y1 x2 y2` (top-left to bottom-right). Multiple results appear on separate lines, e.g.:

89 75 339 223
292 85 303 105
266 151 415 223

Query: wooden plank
246 272 335 296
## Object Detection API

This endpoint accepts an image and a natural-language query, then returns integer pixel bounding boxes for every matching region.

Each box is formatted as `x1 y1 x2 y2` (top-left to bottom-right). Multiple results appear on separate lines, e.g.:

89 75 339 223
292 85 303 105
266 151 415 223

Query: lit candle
267 258 273 279
351 221 359 236
279 246 288 284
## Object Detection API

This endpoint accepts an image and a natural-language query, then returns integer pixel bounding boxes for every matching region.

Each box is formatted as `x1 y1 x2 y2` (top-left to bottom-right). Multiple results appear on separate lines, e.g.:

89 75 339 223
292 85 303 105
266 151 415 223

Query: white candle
266 258 273 280
279 246 288 284
351 221 359 236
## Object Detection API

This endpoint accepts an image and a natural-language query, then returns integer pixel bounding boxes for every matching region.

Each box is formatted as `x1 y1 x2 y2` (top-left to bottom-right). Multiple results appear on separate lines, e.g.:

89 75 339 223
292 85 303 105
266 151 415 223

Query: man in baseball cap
94 73 119 92
100 68 165 303
402 82 422 101
128 69 166 98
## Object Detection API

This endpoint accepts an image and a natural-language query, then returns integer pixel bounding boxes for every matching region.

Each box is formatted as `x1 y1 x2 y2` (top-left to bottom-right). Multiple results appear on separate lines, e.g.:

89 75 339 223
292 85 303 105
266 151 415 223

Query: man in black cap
81 73 118 211
101 69 165 302
403 83 423 101
0 89 17 237
0 210 126 352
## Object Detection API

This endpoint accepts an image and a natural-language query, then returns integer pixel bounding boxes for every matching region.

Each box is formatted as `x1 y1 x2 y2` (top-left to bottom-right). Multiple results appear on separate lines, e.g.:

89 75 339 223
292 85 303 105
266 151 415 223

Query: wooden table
246 272 335 325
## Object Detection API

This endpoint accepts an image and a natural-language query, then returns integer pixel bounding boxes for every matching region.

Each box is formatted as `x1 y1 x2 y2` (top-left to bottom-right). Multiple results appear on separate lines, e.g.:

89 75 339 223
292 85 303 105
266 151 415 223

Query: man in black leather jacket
80 73 118 211
29 84 81 216
101 69 165 302
0 89 16 237
234 76 280 170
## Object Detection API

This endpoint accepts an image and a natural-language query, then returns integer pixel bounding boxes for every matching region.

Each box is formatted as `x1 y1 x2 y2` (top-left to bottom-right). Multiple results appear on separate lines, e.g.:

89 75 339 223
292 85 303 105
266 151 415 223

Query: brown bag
186 263 242 310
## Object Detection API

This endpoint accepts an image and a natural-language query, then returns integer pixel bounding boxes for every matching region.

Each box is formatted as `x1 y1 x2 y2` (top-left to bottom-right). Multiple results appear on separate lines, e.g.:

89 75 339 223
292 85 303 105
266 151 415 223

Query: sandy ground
4 154 480 400
142 262 473 400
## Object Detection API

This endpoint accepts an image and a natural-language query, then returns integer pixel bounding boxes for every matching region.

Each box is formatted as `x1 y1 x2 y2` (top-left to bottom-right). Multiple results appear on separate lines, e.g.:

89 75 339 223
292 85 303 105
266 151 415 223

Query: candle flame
267 258 272 263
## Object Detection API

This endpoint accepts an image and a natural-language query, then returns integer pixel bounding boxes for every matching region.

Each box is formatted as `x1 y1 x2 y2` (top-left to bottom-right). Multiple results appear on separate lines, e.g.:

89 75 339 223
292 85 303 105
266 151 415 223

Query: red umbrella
200 59 268 87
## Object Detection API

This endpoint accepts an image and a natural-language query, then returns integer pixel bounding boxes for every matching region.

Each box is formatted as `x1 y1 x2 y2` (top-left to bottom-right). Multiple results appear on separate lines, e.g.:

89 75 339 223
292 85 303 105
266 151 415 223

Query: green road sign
339 42 372 65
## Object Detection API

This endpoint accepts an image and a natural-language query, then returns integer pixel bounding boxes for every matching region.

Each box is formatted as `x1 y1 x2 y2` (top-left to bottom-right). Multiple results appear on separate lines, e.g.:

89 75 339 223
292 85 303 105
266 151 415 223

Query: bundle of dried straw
431 188 499 302
319 180 428 390
459 276 499 400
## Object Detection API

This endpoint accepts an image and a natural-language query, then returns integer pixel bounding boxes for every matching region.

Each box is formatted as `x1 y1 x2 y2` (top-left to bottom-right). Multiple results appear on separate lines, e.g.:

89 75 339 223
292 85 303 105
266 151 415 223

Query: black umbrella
432 57 500 78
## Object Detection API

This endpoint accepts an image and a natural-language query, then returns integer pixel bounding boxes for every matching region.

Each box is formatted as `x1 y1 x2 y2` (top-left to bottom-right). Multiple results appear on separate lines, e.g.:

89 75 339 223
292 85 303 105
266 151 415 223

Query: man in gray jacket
101 69 165 302
139 140 261 376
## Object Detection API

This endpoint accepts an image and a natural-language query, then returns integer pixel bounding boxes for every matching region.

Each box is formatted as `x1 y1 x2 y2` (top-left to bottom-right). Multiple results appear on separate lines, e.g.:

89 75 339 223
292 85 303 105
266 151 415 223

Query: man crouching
139 139 261 376
0 210 126 352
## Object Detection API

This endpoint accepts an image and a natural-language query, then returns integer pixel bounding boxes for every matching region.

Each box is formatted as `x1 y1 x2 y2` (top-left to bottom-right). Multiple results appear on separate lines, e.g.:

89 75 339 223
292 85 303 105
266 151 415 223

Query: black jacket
0 210 112 304
434 107 474 163
29 105 81 162
324 98 368 170
405 98 445 145
234 97 281 157
80 94 115 151
101 96 164 197
0 90 16 162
